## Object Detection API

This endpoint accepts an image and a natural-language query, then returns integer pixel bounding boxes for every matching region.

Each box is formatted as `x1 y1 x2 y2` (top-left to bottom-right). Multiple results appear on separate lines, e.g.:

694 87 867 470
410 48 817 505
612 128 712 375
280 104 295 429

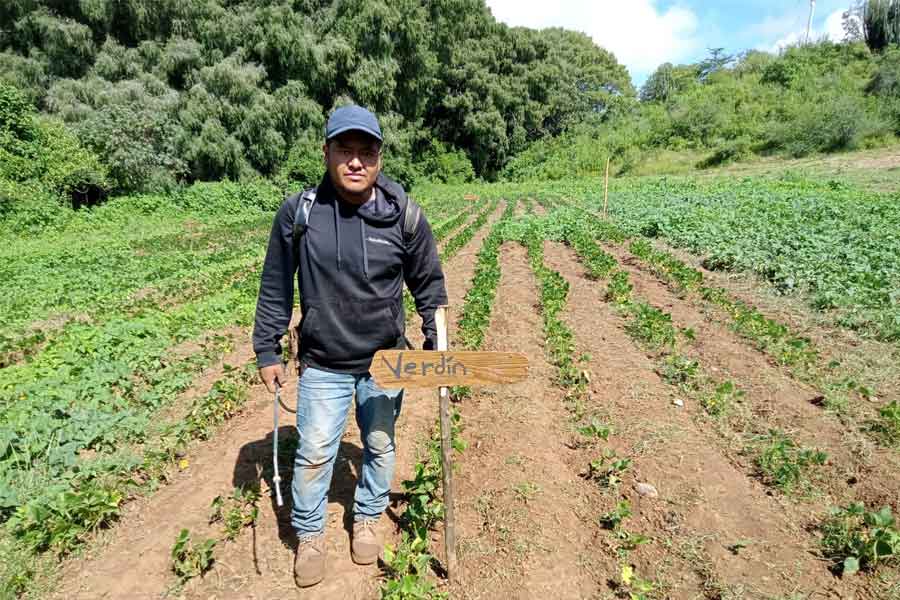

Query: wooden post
435 305 457 581
603 156 611 219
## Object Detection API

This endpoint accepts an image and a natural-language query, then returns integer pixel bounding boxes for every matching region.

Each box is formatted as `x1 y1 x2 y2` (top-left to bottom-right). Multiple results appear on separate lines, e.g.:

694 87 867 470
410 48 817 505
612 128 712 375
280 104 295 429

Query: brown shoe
294 533 326 587
351 518 381 565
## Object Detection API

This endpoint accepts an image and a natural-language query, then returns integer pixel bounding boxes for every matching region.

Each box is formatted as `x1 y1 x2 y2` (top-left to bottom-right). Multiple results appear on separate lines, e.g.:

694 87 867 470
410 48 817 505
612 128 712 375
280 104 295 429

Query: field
2 172 900 599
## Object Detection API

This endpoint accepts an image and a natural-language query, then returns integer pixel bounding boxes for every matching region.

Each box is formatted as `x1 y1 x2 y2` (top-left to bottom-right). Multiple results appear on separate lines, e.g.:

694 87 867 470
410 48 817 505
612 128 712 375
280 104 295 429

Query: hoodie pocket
301 298 401 363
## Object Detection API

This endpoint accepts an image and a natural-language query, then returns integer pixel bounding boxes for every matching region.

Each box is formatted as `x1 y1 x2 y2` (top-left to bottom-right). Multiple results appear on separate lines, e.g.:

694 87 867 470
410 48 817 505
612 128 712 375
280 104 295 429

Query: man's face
324 131 382 202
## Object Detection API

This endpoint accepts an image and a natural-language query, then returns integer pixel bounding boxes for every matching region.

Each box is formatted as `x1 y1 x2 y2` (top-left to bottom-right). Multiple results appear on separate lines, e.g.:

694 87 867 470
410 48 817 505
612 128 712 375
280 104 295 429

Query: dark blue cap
325 105 383 142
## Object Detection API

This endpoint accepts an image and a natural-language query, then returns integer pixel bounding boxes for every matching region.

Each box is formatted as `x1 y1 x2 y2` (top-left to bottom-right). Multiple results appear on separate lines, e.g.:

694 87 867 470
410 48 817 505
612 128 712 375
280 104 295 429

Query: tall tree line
0 0 632 192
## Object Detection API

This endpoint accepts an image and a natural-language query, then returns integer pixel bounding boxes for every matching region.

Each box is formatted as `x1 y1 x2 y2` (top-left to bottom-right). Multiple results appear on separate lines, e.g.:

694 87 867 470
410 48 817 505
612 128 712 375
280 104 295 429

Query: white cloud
767 9 852 53
484 0 701 83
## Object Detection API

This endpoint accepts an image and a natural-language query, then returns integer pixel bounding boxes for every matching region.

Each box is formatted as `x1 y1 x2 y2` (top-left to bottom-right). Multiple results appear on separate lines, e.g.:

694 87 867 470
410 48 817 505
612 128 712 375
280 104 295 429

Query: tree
862 0 900 52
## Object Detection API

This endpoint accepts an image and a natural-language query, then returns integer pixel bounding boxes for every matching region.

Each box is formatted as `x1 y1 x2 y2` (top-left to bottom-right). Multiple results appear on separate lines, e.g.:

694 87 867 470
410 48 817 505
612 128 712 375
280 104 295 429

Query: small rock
673 398 684 408
635 482 659 498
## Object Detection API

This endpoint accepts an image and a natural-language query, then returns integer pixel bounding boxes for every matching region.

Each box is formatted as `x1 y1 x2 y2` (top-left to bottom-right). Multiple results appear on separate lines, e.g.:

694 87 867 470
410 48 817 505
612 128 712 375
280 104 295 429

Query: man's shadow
233 426 407 558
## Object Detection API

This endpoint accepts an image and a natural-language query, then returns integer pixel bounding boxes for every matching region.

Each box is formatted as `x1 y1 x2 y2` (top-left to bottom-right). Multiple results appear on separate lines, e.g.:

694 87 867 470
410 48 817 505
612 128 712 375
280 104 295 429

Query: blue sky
484 0 855 88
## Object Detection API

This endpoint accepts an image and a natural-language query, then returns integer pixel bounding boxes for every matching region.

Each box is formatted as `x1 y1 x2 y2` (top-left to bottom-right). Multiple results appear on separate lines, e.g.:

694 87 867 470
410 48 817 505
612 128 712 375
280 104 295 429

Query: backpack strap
402 196 422 245
291 188 316 261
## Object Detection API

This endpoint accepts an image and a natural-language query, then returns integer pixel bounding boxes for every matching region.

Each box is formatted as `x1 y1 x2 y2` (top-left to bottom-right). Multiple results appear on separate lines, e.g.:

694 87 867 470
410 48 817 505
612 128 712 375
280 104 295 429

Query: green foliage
457 199 517 350
0 0 634 192
821 503 900 575
381 532 446 600
625 303 677 350
701 380 744 416
869 400 900 446
7 483 122 555
209 485 260 541
600 500 632 530
754 431 827 493
171 528 216 583
587 450 632 489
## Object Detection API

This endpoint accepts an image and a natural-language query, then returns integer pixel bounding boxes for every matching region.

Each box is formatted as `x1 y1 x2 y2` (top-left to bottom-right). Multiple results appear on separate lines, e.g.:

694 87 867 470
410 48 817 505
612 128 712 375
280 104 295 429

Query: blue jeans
292 366 403 538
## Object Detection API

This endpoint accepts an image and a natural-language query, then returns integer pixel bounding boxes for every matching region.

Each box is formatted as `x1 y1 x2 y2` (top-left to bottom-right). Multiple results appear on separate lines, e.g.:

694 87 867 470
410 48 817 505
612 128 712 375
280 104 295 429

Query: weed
513 481 540 503
171 528 216 583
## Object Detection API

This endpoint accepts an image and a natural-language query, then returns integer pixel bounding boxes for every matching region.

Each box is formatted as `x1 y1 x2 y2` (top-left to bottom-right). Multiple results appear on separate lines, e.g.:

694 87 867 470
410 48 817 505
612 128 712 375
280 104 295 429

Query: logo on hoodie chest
366 236 392 246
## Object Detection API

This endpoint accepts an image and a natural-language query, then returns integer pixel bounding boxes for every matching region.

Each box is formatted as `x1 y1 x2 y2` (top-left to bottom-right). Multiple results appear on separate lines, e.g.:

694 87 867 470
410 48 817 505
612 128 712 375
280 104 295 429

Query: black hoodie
252 172 448 374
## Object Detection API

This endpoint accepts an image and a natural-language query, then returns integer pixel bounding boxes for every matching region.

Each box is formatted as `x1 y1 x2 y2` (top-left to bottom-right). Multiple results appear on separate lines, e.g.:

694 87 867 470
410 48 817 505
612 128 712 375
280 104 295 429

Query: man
252 105 447 588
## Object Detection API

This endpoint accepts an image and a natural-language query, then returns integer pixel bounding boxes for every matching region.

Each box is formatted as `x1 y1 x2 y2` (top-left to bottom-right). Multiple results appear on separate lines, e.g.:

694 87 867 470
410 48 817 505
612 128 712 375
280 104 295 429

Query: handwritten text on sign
370 350 528 389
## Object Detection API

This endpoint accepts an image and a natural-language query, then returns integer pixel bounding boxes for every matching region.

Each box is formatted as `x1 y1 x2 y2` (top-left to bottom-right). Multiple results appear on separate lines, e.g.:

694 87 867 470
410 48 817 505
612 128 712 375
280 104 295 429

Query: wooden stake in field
603 155 611 219
435 306 455 580
371 311 528 582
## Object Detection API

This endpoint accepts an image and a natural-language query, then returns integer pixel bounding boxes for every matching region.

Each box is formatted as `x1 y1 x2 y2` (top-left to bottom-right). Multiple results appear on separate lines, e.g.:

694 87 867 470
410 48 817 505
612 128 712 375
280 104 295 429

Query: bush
277 137 324 190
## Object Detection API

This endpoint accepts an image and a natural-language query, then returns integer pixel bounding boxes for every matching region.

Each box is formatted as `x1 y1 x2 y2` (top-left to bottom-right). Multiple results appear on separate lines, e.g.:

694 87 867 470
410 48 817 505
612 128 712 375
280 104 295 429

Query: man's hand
259 363 286 394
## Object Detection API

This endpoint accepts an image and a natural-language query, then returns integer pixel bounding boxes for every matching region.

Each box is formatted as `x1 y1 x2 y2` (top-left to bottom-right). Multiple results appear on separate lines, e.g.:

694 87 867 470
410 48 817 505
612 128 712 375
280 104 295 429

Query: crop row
539 206 900 577
1 358 259 596
564 177 900 341
556 200 900 450
381 200 515 597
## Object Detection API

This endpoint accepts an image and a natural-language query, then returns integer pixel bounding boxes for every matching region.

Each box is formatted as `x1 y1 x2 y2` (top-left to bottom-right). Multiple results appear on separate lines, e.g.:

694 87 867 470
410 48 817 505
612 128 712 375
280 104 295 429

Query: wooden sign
370 350 528 389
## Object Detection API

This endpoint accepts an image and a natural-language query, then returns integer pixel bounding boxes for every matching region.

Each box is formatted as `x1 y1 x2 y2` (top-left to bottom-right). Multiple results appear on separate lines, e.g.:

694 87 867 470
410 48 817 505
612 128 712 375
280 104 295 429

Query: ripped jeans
291 366 403 538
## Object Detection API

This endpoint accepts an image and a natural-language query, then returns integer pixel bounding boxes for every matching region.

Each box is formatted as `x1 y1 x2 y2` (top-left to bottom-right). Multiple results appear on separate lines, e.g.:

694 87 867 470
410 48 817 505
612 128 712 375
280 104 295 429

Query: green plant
625 303 677 350
577 418 612 442
821 503 900 575
619 563 656 600
700 380 743 416
754 431 827 493
869 400 900 446
600 500 632 530
606 271 633 304
659 354 700 388
587 450 632 489
380 532 446 600
171 528 217 583
8 484 122 555
209 484 260 541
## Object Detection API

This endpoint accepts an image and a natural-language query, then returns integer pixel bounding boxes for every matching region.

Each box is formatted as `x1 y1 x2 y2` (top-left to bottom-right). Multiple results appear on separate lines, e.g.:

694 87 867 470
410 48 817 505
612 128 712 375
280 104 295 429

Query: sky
483 0 855 88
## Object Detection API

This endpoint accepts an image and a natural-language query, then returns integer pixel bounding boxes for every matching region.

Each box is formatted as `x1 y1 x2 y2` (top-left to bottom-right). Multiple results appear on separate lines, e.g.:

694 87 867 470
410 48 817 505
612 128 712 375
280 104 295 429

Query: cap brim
326 125 383 142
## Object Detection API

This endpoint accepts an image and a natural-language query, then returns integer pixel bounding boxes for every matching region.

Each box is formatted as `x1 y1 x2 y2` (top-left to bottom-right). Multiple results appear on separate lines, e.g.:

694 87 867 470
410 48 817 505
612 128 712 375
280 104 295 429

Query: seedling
821 503 900 575
587 450 632 489
577 418 612 442
754 431 827 493
209 484 260 541
600 500 632 530
869 400 900 447
701 380 743 416
171 528 216 583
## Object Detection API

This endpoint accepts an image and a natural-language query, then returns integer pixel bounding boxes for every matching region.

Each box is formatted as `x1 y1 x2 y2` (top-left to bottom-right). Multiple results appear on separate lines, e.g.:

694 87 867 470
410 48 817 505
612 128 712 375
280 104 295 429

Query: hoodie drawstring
333 200 342 271
360 219 369 280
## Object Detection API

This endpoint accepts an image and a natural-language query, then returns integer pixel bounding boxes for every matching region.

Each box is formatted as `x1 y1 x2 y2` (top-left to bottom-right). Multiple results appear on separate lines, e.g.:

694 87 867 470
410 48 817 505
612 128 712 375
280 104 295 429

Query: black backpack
289 187 422 260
